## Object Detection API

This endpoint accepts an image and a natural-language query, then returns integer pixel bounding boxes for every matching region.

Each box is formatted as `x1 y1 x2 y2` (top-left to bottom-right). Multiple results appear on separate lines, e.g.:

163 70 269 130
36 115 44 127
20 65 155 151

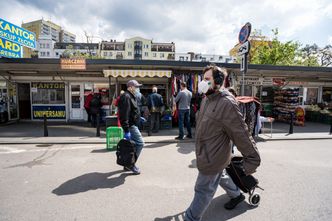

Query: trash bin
105 116 118 128
106 126 124 151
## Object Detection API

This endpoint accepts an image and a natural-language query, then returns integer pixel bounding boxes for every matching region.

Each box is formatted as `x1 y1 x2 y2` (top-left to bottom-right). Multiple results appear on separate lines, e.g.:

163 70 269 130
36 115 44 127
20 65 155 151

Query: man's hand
124 132 131 140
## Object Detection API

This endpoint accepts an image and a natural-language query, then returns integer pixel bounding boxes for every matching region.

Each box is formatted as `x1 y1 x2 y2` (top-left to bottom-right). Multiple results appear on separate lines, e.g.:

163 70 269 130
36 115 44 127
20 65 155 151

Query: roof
0 58 331 80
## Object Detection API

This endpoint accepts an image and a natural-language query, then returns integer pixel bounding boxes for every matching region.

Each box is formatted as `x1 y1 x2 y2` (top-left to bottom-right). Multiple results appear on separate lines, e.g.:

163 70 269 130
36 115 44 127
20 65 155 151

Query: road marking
0 144 106 154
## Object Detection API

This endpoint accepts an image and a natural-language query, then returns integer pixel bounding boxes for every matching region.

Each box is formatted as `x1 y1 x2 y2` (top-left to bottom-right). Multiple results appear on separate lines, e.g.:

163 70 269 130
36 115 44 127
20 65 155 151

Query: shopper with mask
185 65 261 221
118 80 145 175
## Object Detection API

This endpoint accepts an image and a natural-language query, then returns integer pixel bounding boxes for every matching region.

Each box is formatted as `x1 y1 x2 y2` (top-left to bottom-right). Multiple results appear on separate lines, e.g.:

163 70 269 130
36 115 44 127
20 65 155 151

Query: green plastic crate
106 126 124 151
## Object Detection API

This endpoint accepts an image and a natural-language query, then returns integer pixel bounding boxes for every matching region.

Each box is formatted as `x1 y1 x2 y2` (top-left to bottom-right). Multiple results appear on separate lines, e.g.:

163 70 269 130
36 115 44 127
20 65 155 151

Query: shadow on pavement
188 159 197 169
144 142 173 149
91 148 111 153
154 211 186 221
52 170 134 196
176 142 195 155
201 194 255 221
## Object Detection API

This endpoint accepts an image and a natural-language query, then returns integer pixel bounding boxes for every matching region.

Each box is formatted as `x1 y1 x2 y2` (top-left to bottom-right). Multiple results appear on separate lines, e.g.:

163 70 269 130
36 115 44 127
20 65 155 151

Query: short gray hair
152 87 158 92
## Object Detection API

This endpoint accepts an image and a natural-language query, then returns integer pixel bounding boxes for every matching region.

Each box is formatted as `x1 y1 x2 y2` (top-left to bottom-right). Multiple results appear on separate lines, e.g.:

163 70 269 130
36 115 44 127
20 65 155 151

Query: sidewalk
0 121 331 144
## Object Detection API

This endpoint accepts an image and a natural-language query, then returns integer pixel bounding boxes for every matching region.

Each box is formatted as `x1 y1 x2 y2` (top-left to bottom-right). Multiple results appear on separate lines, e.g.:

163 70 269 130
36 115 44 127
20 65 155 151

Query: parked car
0 103 8 123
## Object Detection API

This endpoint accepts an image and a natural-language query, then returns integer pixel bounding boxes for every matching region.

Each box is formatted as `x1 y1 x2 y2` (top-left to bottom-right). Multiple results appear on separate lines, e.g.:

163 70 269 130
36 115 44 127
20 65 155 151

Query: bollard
289 112 294 134
330 121 332 135
44 114 48 137
96 113 100 137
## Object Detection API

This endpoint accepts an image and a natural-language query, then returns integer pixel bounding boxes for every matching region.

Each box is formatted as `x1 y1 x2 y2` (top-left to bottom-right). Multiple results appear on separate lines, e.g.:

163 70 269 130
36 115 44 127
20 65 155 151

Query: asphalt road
0 140 331 221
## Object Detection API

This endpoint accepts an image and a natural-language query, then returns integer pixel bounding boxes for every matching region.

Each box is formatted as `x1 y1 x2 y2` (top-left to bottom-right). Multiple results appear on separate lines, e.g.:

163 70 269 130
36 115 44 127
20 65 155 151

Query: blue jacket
147 92 164 112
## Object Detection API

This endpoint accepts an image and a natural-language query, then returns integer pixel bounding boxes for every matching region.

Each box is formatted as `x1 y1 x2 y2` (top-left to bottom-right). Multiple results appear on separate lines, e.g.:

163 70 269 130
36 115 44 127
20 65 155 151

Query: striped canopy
103 69 172 78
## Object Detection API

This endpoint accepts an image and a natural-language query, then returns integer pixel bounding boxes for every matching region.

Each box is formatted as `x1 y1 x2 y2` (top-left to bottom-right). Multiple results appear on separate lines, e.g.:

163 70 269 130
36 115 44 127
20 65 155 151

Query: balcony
134 54 142 60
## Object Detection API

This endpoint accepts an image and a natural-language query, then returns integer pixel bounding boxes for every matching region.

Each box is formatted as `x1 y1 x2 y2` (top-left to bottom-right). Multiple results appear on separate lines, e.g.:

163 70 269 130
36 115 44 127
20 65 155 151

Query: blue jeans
178 109 192 138
185 170 241 221
129 125 145 159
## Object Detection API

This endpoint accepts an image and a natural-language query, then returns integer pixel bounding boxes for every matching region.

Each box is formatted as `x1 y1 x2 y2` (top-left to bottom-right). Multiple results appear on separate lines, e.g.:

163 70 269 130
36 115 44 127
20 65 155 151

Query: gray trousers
185 169 241 221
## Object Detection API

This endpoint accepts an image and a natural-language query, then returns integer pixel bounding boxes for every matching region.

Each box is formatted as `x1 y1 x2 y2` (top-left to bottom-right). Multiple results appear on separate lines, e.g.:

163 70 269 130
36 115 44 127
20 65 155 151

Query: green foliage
249 28 325 66
62 45 102 59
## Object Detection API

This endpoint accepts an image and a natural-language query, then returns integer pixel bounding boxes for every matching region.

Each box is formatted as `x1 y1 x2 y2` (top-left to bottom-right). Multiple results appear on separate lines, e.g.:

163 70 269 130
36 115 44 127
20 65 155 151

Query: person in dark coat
147 86 164 136
90 93 102 128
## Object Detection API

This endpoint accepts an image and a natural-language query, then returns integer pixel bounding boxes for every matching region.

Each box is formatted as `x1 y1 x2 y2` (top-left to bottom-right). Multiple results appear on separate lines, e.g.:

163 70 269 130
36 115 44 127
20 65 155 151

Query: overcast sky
1 0 331 54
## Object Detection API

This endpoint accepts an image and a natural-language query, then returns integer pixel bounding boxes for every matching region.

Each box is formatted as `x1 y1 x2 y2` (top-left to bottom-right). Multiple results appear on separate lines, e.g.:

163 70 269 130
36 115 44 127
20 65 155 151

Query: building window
179 56 184 61
128 52 132 56
109 52 113 57
146 44 149 49
31 82 65 105
103 52 108 57
153 53 157 57
144 52 148 57
46 43 50 49
160 53 164 58
46 51 50 57
219 56 223 61
56 52 59 56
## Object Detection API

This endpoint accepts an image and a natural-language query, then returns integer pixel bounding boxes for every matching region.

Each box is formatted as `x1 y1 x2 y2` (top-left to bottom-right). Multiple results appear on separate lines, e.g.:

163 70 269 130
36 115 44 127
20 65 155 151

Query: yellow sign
61 58 86 70
31 82 65 89
32 105 66 119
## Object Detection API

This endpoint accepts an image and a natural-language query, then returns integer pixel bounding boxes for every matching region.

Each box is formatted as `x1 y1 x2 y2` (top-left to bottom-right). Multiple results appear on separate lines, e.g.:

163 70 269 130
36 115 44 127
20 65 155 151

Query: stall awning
103 69 172 78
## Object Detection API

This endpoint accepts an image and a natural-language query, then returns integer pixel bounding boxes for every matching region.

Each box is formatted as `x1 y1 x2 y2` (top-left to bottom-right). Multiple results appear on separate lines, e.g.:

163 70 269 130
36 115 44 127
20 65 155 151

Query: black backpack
116 139 137 167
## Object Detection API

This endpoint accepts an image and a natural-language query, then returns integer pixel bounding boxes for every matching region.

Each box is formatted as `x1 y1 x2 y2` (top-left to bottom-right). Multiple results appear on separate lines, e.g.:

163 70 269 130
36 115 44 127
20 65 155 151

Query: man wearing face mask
185 65 261 221
118 80 145 175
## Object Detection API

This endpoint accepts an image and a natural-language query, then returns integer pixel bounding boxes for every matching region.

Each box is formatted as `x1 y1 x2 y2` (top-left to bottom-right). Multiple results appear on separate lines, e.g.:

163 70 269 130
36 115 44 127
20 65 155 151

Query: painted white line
0 144 106 155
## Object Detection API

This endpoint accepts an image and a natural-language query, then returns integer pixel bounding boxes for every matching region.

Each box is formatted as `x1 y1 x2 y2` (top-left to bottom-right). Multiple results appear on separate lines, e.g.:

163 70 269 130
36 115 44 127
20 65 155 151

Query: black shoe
175 136 184 140
224 194 245 210
186 135 193 139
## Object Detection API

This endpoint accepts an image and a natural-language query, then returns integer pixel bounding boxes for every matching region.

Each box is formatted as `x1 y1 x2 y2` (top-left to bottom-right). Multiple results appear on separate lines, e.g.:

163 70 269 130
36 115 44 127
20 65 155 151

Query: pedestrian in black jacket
118 80 145 175
90 93 102 128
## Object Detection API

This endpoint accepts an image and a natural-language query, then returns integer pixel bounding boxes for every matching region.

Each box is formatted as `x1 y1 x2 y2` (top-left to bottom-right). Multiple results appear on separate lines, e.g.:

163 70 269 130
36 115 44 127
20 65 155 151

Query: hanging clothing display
236 96 261 137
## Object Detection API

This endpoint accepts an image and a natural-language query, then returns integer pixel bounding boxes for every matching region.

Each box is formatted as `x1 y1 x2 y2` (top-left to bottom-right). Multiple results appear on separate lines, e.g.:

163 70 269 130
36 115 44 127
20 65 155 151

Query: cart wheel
249 193 261 206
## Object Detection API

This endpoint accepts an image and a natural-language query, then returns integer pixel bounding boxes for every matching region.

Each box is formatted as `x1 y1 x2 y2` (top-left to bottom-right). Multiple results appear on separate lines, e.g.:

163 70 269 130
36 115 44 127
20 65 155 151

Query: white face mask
135 88 140 95
198 80 211 94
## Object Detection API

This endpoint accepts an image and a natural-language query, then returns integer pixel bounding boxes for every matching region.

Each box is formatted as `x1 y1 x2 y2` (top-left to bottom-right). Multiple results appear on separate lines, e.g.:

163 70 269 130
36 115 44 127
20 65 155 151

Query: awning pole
109 76 112 115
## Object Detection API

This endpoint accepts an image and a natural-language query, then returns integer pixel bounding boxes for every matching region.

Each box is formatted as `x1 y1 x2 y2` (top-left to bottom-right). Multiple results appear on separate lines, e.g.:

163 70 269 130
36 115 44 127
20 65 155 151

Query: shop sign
262 77 273 86
61 58 86 70
32 105 66 119
0 18 36 49
288 81 305 86
273 78 285 86
0 37 22 58
31 87 38 93
31 82 65 89
239 77 262 85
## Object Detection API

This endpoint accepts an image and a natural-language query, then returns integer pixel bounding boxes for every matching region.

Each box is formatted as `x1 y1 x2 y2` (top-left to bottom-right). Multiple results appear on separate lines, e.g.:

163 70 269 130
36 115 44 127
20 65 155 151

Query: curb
1 136 332 145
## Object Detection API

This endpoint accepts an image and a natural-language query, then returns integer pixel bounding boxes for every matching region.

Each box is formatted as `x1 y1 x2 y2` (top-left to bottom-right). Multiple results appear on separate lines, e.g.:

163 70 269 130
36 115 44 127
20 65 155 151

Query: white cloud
1 0 331 54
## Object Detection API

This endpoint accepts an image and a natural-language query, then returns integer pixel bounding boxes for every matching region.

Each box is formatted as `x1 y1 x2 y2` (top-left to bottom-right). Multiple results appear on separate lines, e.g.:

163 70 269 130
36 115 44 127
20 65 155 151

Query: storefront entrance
70 83 84 120
18 83 31 119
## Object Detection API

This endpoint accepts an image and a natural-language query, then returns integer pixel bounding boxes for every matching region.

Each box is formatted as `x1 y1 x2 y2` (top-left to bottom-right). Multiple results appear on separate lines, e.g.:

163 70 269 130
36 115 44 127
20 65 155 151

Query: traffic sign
238 41 250 55
240 54 248 72
238 22 251 44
